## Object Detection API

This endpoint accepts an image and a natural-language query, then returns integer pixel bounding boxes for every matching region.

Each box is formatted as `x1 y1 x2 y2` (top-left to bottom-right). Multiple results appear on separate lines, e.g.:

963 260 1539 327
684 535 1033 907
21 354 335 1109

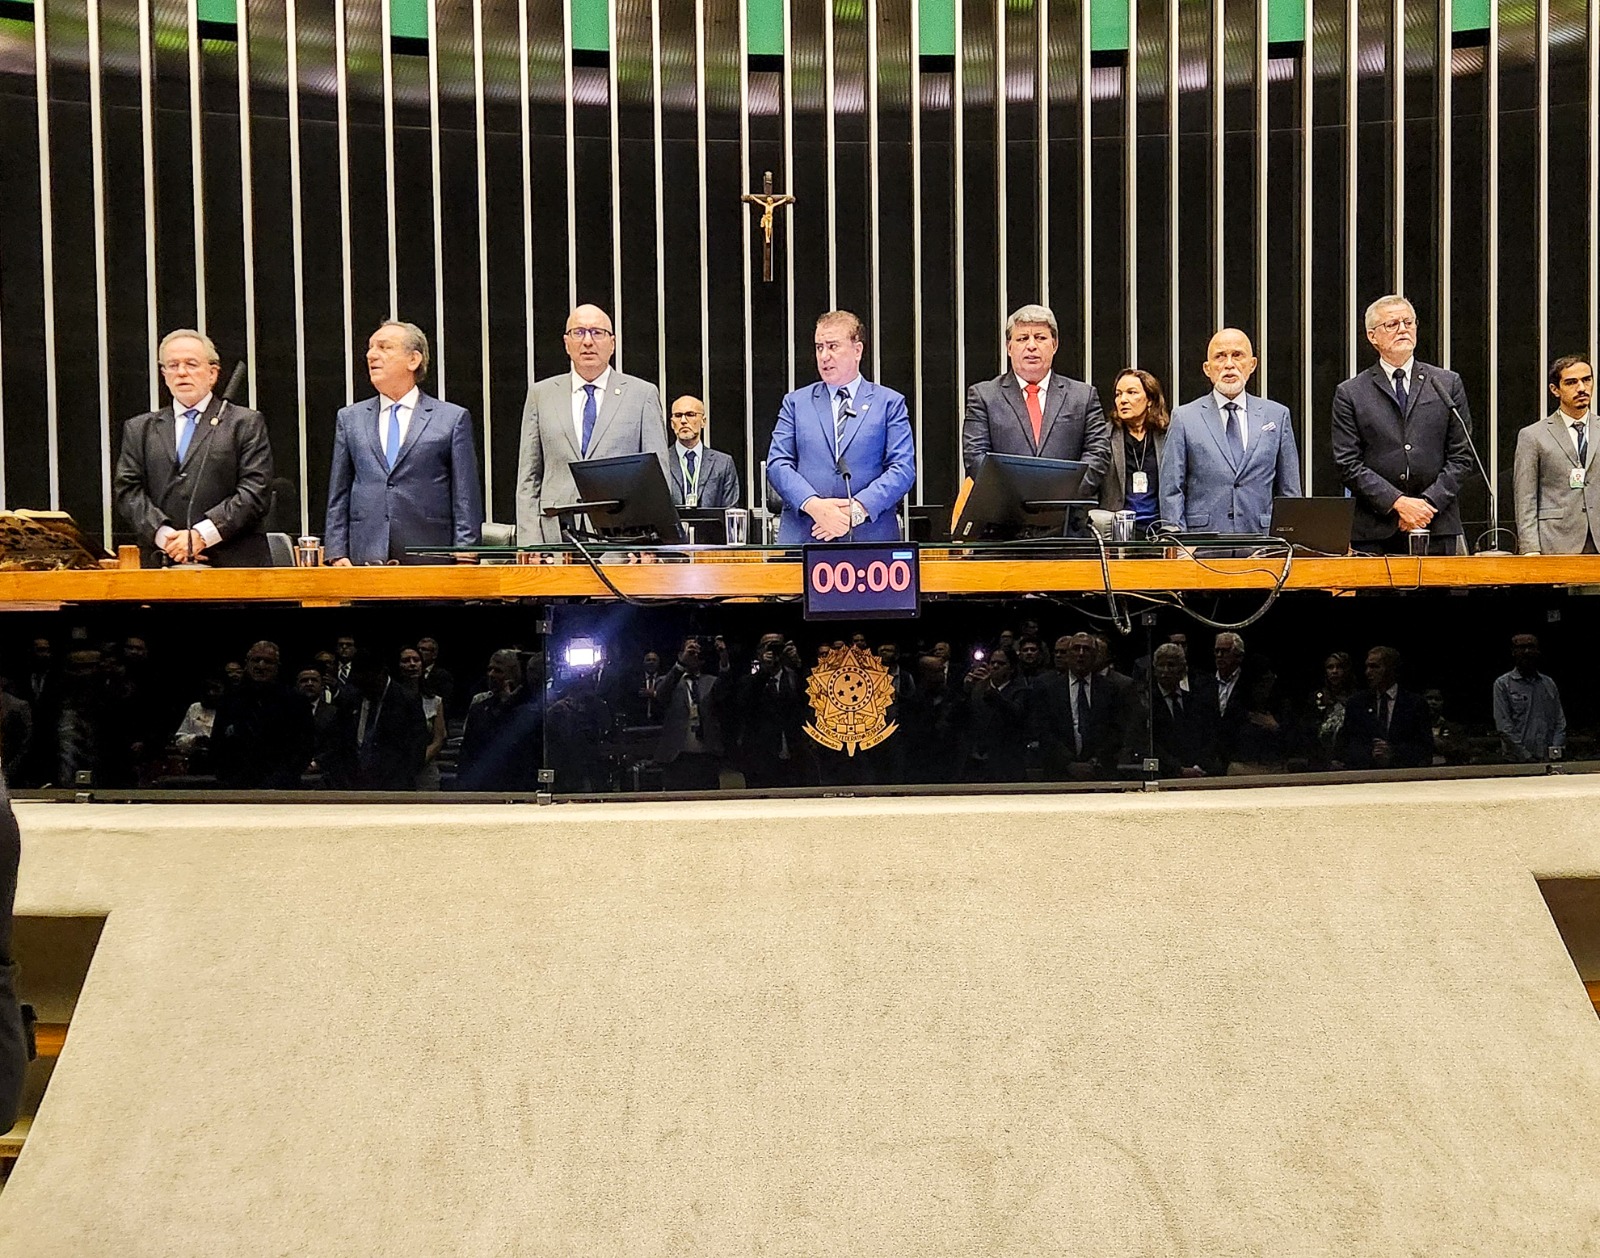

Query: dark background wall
0 0 1593 549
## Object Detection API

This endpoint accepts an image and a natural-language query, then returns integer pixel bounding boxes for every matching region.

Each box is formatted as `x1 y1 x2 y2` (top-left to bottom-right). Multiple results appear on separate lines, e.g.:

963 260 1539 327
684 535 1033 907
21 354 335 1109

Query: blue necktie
1223 401 1244 464
684 448 697 493
1391 368 1409 412
176 408 198 463
581 384 598 455
1575 419 1588 463
835 388 850 450
384 402 401 469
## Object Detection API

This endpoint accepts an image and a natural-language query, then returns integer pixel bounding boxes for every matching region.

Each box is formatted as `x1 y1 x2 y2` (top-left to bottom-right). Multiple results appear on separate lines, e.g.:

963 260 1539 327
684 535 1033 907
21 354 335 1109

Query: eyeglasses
670 411 704 419
1373 317 1416 334
565 327 613 342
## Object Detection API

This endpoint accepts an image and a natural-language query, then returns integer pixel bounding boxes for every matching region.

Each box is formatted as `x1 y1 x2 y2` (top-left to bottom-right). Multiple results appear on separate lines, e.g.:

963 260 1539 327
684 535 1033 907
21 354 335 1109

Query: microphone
1426 370 1512 555
836 454 855 543
177 360 246 565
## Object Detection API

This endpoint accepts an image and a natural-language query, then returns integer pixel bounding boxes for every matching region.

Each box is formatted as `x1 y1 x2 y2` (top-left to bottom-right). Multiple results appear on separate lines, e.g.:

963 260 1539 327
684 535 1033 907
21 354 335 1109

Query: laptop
1270 496 1355 555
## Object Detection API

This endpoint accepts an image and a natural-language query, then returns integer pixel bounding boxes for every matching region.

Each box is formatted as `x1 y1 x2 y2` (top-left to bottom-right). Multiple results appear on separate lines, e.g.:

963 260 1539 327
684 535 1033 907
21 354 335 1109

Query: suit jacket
1335 687 1435 769
1149 686 1220 776
515 370 670 544
324 392 483 564
1159 393 1301 533
962 371 1111 487
1189 673 1251 772
766 379 917 544
653 667 726 763
1098 425 1169 511
322 681 428 790
1331 361 1475 542
1030 670 1135 775
668 444 742 509
1513 410 1600 553
113 396 273 567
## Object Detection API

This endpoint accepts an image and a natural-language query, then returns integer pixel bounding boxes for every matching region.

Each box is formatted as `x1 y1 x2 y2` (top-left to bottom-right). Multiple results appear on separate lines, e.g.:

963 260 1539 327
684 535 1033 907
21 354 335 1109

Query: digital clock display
802 542 921 620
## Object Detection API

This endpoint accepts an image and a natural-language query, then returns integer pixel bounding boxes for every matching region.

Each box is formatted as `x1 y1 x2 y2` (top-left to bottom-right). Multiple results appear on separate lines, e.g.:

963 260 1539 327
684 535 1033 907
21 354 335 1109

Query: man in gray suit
666 395 741 508
961 303 1109 487
1514 355 1597 554
515 304 670 543
1159 328 1301 533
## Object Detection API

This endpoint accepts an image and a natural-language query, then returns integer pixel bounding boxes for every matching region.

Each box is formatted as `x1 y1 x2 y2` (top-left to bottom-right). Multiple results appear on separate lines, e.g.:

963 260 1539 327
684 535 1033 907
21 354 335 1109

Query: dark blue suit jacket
766 379 917 544
325 392 483 564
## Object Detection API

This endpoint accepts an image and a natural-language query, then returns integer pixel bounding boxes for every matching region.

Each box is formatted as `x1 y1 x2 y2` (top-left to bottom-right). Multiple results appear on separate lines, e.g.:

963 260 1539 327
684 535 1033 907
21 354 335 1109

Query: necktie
580 384 599 455
1378 691 1391 731
1074 678 1090 754
1392 368 1409 412
1575 420 1588 463
835 388 851 450
177 408 199 463
684 448 697 492
1223 401 1244 464
384 402 401 469
1024 381 1044 448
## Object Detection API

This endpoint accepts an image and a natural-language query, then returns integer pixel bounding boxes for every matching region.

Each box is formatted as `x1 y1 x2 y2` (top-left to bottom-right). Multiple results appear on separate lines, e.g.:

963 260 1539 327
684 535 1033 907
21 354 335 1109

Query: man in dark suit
212 640 315 789
1148 643 1218 777
666 395 741 509
324 321 483 565
961 303 1110 487
1336 646 1435 769
1033 633 1133 779
113 329 273 567
654 638 728 791
321 651 428 790
1331 295 1475 554
1189 632 1252 772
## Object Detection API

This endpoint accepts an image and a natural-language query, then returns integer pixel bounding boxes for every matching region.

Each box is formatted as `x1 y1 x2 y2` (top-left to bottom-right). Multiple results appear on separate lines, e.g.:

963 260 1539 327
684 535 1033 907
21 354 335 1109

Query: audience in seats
212 641 314 789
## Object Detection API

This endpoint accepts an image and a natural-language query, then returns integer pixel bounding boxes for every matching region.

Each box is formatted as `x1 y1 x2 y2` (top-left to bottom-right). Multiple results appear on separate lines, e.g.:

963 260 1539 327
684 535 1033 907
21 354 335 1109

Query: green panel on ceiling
197 0 235 23
749 0 784 55
1267 0 1305 44
391 0 426 40
1090 0 1129 53
1452 0 1489 30
920 0 955 56
571 0 607 51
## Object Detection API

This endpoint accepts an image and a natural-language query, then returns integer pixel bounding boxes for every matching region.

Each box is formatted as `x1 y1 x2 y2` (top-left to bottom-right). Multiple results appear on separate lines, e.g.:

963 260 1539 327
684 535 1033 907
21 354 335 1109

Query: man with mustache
1513 355 1598 554
1159 327 1300 534
1331 295 1475 554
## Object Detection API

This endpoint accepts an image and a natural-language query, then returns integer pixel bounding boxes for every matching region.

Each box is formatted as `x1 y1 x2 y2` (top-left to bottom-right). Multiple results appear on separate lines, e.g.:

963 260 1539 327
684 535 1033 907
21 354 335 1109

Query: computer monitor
952 454 1094 541
566 453 685 543
1270 496 1355 555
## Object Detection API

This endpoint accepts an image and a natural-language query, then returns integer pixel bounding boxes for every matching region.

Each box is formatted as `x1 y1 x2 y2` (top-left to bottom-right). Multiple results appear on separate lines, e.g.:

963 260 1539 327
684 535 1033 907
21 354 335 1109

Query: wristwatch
849 500 867 527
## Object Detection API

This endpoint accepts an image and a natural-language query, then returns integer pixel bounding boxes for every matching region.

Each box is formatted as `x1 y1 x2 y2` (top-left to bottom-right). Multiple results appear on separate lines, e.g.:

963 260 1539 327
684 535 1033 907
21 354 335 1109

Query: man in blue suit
325 321 483 565
766 310 916 543
1159 327 1301 533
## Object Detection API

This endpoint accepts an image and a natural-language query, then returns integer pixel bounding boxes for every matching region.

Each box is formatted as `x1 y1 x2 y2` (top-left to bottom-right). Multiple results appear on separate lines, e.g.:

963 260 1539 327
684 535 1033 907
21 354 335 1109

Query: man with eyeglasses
514 305 669 544
113 328 274 566
1512 355 1598 554
961 303 1109 485
766 310 916 542
666 395 741 509
1331 295 1475 554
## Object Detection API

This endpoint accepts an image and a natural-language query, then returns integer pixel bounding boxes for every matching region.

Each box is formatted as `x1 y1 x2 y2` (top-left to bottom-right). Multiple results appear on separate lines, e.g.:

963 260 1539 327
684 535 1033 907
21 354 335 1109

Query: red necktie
1024 382 1043 448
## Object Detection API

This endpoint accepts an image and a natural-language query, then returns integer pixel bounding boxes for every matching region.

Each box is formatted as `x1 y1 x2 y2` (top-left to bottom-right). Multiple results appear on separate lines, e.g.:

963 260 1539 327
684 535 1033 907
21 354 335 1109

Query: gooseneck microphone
176 360 246 565
1425 370 1511 555
836 453 855 543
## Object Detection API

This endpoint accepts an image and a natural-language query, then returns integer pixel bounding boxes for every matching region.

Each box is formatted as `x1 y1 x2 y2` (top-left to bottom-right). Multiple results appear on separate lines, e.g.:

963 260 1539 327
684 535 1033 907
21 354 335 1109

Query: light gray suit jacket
1159 392 1301 532
515 370 670 544
1513 410 1600 553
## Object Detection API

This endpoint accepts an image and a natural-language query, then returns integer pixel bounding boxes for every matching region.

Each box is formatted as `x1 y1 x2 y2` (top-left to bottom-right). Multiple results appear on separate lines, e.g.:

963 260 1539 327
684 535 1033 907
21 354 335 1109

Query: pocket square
1261 422 1276 432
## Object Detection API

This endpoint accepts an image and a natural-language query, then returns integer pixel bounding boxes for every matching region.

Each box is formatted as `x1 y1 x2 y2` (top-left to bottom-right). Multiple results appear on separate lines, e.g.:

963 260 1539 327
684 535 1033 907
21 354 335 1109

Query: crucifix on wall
741 171 795 284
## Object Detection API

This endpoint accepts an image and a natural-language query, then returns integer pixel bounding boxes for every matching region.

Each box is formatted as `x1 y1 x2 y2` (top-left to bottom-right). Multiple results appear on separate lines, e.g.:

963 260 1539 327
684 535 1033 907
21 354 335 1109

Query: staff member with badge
666 395 741 509
1098 367 1171 535
1513 355 1598 554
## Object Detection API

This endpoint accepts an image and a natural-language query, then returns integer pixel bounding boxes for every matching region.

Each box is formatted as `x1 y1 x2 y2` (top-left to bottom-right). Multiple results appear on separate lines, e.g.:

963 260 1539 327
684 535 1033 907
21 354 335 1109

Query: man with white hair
961 303 1109 487
1331 295 1476 554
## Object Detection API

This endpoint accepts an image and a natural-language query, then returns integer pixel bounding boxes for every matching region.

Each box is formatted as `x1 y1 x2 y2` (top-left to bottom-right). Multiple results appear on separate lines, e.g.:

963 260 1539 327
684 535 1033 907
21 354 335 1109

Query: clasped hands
1392 495 1436 533
801 496 863 541
161 528 209 563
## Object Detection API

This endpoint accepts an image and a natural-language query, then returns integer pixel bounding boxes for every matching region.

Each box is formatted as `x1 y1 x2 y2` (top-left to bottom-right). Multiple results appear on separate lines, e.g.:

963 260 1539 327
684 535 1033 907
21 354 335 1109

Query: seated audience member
1492 633 1566 763
321 650 428 790
1033 633 1133 780
416 637 457 715
654 638 727 792
1098 367 1170 536
173 677 227 771
397 646 448 789
736 635 811 789
456 649 539 791
1191 633 1252 770
1335 646 1434 770
1149 643 1219 777
961 644 1032 783
213 641 315 789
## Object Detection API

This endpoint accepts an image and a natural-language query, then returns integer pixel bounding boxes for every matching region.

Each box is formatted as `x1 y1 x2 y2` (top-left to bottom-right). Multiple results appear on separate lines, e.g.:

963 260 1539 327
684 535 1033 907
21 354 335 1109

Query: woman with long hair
397 645 447 790
1097 367 1171 535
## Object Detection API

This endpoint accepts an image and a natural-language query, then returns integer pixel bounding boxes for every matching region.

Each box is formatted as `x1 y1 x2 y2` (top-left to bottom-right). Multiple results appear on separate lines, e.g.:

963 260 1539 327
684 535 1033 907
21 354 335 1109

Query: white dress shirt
571 368 612 453
156 392 221 549
1014 372 1051 411
1381 356 1416 402
375 386 420 452
1214 670 1239 714
1211 389 1250 453
1561 408 1593 453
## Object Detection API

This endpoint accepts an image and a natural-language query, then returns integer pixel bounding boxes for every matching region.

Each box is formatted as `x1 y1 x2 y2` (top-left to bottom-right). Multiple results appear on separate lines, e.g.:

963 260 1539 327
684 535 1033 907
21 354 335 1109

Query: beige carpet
2 780 1599 1254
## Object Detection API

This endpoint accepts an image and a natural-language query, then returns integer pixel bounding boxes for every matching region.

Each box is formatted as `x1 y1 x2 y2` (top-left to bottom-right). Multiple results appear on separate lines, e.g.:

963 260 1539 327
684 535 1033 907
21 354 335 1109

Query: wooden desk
0 553 1597 606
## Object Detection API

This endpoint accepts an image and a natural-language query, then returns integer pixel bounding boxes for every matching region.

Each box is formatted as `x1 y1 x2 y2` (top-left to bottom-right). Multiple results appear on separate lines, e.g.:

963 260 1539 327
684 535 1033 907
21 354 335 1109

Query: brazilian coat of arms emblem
803 644 898 756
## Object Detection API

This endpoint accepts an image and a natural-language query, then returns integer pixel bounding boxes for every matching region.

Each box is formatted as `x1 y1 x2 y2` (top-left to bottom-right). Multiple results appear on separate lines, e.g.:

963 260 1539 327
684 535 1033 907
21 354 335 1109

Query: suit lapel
1194 396 1238 473
1404 364 1427 421
156 408 180 469
179 394 226 471
812 384 837 455
584 373 626 455
1237 394 1270 475
667 448 686 497
391 392 436 473
998 375 1037 452
1368 361 1409 417
364 397 389 468
1038 372 1070 450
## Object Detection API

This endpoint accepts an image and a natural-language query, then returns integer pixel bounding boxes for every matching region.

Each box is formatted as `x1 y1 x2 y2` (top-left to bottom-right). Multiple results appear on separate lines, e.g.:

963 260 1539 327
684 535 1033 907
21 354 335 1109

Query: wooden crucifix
741 171 795 283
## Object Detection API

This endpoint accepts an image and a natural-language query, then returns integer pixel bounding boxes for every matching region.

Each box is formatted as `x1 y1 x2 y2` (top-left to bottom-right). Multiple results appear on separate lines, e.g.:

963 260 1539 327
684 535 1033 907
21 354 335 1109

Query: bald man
1159 328 1301 533
666 395 741 509
515 305 670 544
